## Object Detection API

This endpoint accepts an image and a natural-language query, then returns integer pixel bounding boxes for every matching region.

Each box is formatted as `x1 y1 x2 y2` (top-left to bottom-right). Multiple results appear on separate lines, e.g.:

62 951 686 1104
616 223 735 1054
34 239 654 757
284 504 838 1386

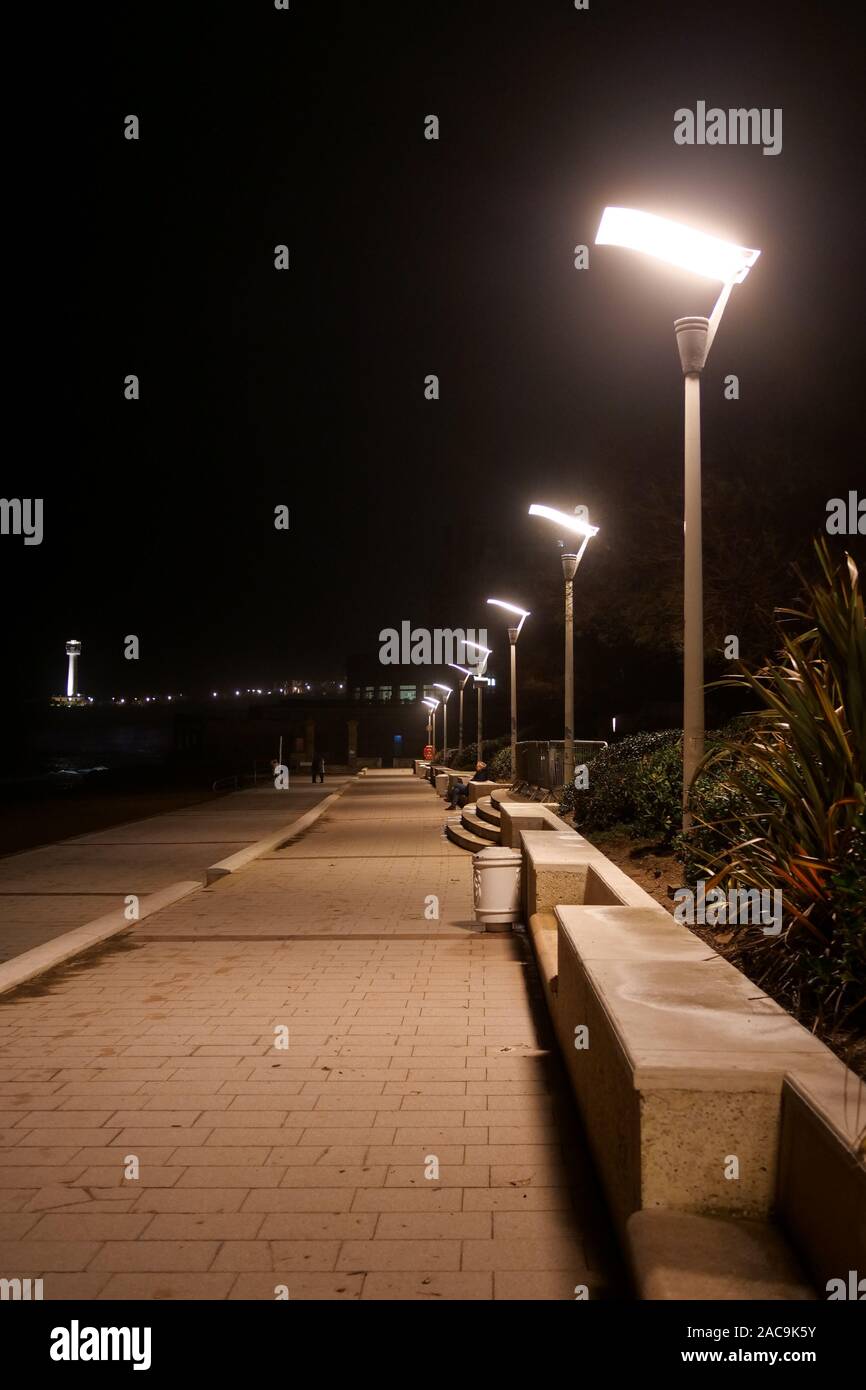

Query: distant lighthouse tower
65 639 81 699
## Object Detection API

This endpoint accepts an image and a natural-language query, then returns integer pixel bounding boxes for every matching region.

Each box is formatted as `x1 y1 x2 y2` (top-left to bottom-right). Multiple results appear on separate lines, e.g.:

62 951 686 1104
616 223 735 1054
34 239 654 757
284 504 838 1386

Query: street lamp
595 206 760 827
487 599 530 781
433 684 452 759
422 696 440 755
448 663 474 758
529 504 599 788
464 640 492 764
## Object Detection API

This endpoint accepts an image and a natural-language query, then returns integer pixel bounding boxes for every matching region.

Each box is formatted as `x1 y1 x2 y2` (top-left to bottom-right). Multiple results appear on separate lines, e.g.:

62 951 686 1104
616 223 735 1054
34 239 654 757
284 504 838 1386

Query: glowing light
529 504 599 538
595 206 760 284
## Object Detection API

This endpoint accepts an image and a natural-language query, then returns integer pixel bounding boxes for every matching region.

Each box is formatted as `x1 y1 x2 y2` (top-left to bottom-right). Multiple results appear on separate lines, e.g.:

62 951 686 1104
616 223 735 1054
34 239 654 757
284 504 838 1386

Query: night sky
5 0 864 713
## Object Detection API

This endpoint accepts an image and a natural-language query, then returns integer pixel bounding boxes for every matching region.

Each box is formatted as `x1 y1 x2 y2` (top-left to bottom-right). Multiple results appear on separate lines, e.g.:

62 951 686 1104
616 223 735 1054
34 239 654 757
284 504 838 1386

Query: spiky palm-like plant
693 539 865 1030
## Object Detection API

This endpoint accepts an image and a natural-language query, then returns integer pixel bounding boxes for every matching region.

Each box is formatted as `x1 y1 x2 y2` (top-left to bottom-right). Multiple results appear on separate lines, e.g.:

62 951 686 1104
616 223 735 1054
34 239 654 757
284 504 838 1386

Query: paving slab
0 771 625 1301
0 785 345 964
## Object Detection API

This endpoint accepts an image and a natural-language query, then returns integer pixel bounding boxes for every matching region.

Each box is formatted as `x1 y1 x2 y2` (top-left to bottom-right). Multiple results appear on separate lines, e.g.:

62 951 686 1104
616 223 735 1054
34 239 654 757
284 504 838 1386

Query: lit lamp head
487 598 530 644
463 639 491 676
595 207 760 285
595 206 761 370
448 662 474 689
66 640 81 658
432 684 452 702
529 504 599 575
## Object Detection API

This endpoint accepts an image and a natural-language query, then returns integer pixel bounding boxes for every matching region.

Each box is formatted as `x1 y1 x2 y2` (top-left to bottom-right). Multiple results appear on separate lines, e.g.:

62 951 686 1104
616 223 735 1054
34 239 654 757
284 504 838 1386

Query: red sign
423 745 434 761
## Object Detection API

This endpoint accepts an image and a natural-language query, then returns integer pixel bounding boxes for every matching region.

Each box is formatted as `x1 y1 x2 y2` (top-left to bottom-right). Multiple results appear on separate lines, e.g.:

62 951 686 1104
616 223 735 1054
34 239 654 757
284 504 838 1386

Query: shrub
559 730 681 831
449 737 507 771
693 540 865 1031
489 746 513 781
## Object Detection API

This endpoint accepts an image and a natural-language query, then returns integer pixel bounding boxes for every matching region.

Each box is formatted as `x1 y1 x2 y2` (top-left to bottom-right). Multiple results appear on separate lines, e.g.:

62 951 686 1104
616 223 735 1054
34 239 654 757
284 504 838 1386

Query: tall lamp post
464 640 492 763
487 599 529 780
529 504 599 788
595 206 760 828
433 684 452 760
448 664 474 759
422 697 440 755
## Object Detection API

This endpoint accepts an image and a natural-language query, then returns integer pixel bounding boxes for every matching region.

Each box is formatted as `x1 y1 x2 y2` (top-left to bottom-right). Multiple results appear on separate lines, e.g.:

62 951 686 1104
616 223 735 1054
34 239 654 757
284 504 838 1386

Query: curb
0 780 356 997
0 879 201 999
205 781 351 884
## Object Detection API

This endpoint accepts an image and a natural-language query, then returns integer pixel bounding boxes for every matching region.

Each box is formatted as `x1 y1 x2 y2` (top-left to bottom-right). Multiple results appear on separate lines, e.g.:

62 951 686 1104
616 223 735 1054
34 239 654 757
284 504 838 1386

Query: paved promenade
0 771 624 1300
0 782 345 965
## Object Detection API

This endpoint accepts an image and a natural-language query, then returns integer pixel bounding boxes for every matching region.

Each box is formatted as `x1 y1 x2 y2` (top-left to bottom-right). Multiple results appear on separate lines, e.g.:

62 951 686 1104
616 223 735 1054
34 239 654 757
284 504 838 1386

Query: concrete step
445 818 491 853
474 797 502 827
461 808 500 842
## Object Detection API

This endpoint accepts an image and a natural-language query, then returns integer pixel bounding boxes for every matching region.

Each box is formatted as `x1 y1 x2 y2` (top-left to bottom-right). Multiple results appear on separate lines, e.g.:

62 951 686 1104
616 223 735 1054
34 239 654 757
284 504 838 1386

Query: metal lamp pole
487 601 529 781
594 206 759 829
676 315 710 824
562 552 579 788
528 506 597 792
508 628 518 776
433 685 452 761
464 642 491 764
448 664 473 760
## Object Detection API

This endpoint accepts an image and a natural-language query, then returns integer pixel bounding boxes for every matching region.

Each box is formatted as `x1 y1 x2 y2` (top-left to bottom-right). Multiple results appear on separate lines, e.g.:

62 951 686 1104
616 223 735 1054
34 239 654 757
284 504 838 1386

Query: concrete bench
431 767 468 796
777 1062 866 1293
499 802 563 847
465 779 510 804
513 823 865 1293
554 901 834 1231
528 910 559 1013
625 1210 815 1300
521 828 654 916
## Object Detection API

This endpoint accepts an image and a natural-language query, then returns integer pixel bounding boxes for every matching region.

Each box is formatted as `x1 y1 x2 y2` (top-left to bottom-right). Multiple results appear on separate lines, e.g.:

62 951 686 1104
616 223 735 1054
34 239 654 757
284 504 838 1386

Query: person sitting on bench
445 761 490 810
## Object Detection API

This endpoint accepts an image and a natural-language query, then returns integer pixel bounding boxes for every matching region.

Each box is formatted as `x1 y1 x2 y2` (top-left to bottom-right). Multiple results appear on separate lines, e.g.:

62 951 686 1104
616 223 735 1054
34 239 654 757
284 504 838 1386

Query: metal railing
515 739 608 791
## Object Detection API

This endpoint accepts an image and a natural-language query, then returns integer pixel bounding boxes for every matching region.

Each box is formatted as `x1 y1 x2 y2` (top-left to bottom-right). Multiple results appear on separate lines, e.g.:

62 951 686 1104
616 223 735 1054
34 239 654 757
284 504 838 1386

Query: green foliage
449 737 507 772
488 746 514 781
693 541 865 1029
559 730 681 831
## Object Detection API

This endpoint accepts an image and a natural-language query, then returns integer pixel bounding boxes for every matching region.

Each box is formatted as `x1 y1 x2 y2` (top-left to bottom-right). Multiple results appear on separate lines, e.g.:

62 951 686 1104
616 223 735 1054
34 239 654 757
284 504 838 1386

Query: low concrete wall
499 802 562 848
521 827 657 919
518 826 866 1284
778 1065 866 1290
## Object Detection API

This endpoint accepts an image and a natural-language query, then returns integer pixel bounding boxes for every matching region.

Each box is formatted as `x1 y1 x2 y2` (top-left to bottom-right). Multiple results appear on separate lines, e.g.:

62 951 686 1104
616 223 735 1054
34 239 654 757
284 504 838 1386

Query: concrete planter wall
514 821 866 1295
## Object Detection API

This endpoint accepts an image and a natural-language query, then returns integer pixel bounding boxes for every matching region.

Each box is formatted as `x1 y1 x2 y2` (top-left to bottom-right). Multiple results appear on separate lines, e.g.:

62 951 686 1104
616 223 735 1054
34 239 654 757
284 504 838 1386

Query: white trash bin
472 845 522 931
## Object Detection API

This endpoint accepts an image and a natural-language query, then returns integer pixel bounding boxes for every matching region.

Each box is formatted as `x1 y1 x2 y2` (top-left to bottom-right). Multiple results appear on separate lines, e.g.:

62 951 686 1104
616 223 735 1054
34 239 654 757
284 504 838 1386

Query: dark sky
5 0 865 704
